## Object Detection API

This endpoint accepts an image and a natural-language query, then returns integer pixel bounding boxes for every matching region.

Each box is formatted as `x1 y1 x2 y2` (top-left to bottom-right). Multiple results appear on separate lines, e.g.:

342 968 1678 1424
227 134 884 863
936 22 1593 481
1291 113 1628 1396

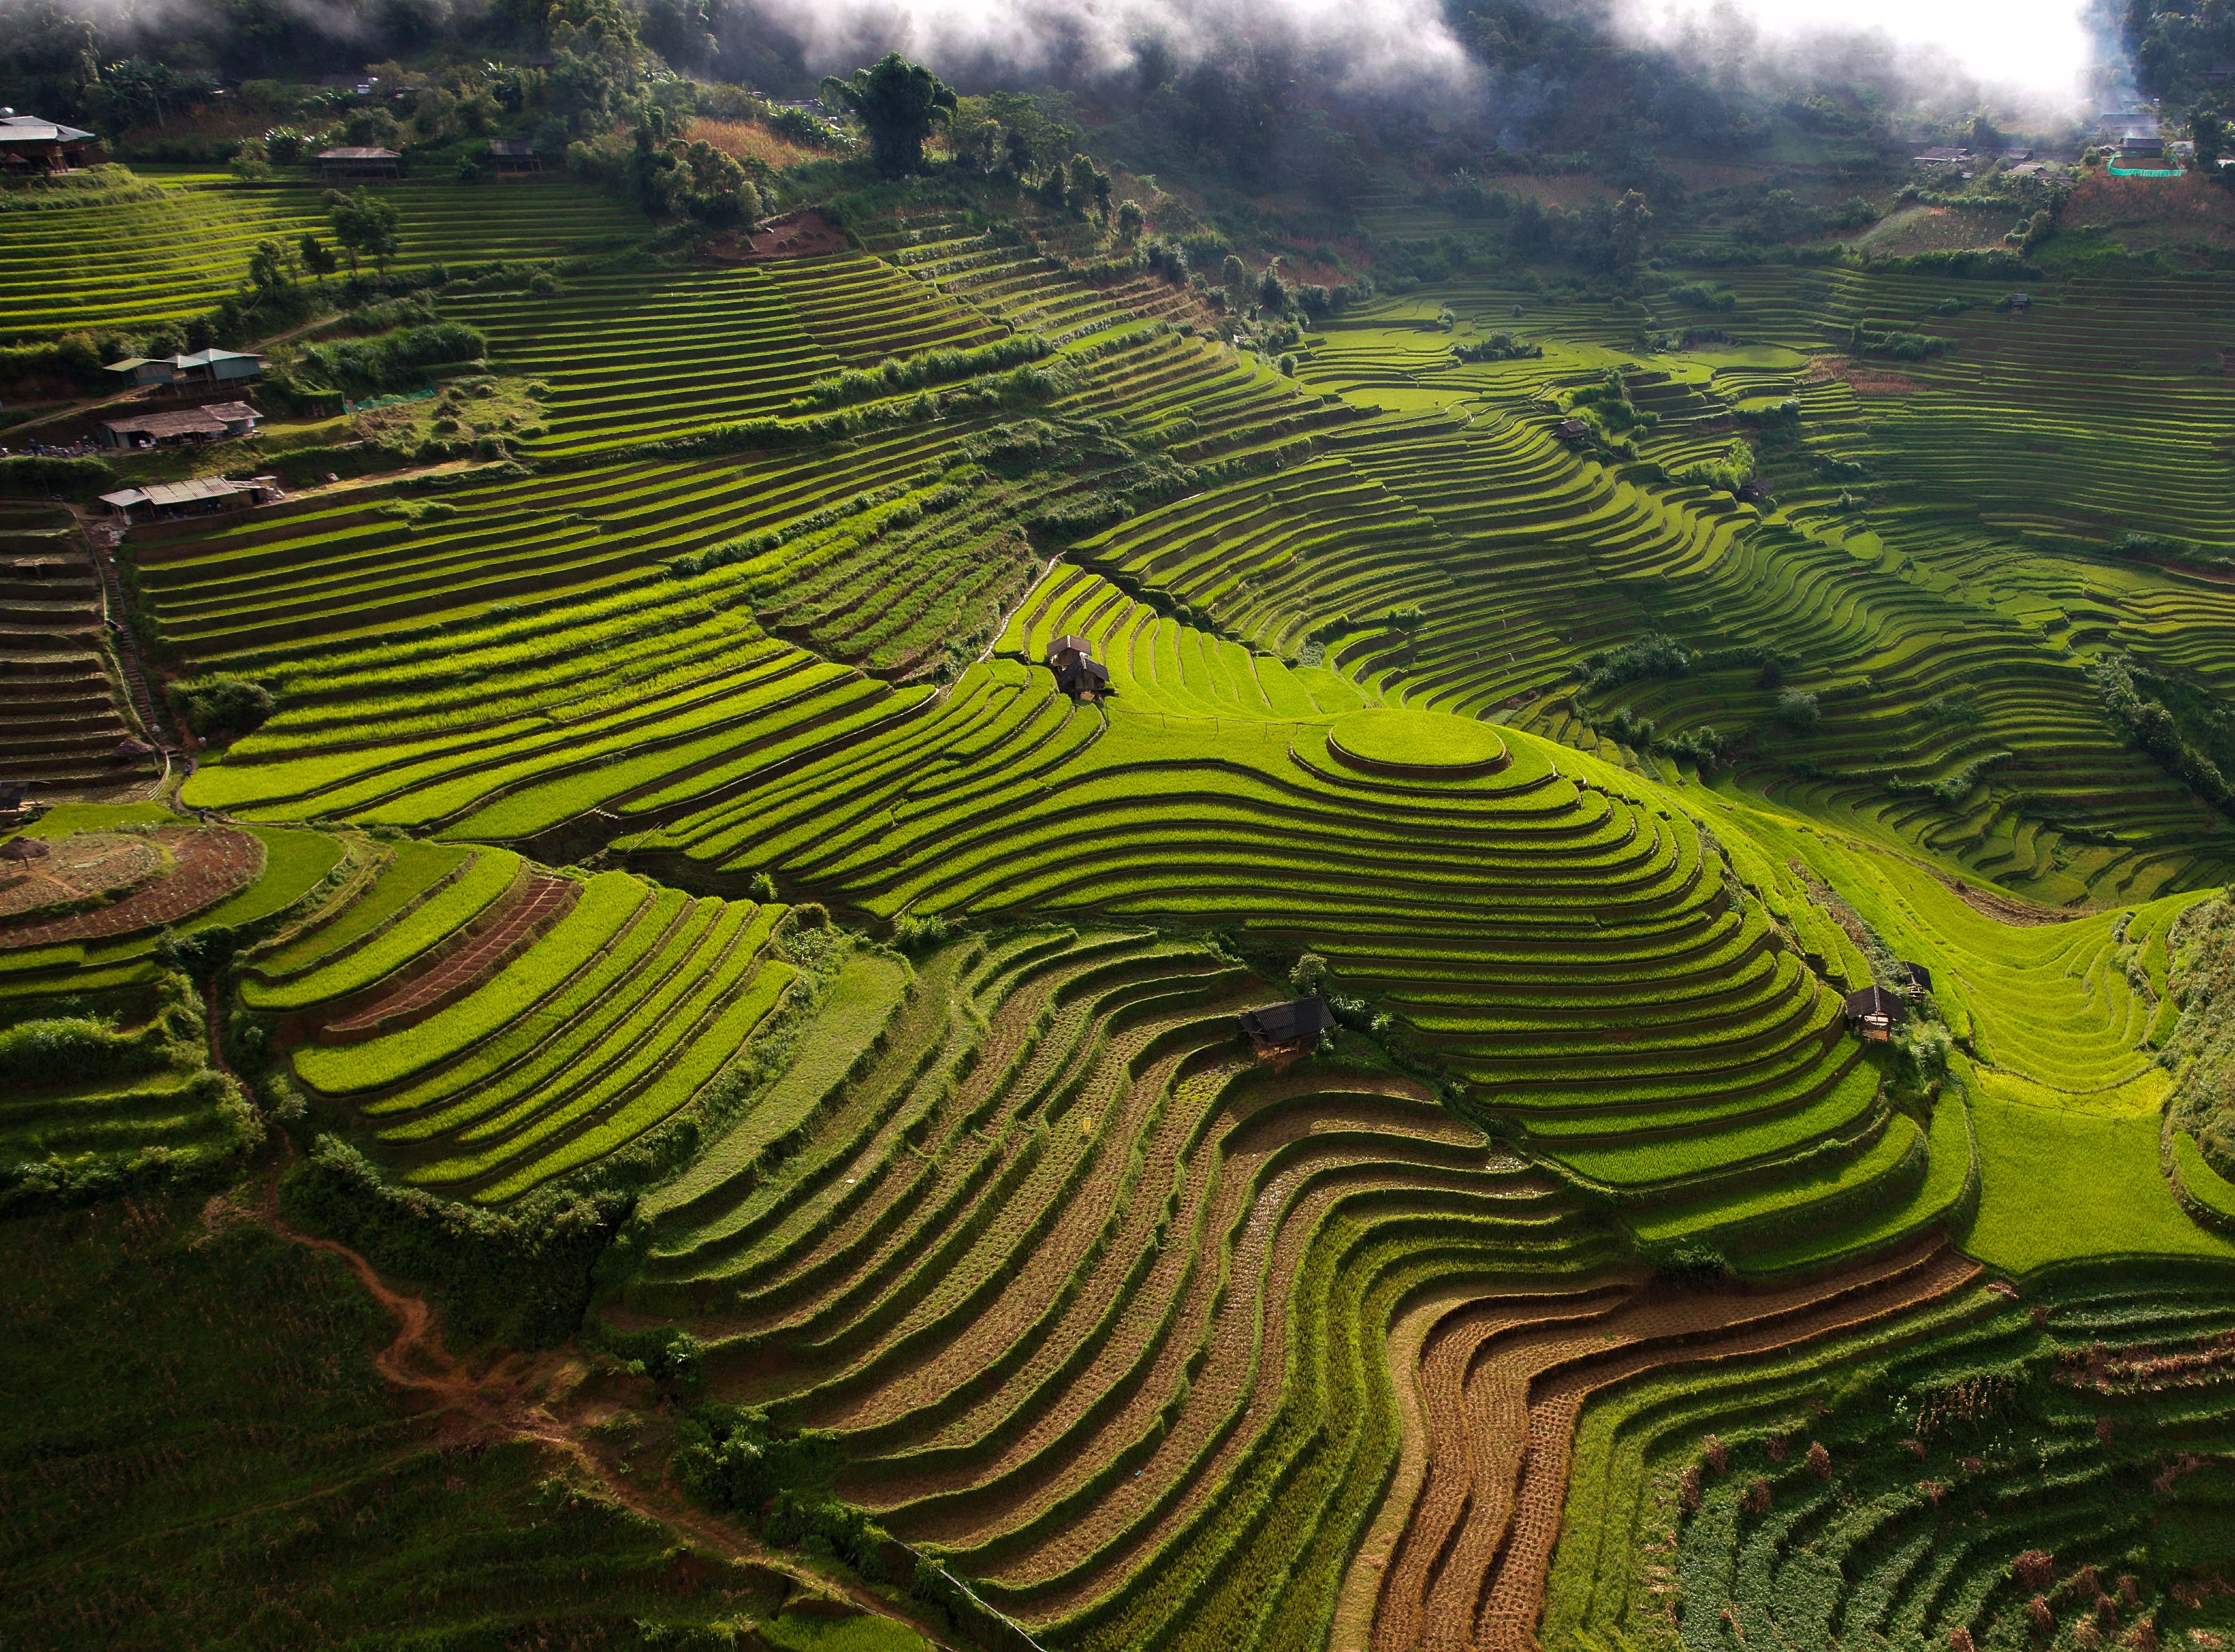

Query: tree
298 233 338 280
329 188 401 277
1220 253 1248 300
1611 189 1652 279
2192 107 2229 176
229 137 274 185
820 52 956 178
1116 198 1146 239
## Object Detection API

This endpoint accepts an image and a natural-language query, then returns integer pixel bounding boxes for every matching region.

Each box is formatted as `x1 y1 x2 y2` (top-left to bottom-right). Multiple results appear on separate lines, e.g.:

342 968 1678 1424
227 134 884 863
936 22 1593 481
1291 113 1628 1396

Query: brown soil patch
704 209 850 263
1366 1240 1982 1652
2065 170 2235 249
324 871 577 1037
1808 355 1927 395
0 831 160 919
686 117 826 173
1935 871 2078 927
0 825 261 949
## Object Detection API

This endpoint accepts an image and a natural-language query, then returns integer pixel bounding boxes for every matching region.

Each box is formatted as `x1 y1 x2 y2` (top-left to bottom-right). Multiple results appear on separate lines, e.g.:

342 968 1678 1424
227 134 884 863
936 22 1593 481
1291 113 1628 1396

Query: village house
0 111 101 174
103 348 266 390
97 401 261 451
486 138 541 173
1238 996 1333 1066
1842 983 1908 1042
1047 634 1111 700
97 476 282 524
317 146 402 179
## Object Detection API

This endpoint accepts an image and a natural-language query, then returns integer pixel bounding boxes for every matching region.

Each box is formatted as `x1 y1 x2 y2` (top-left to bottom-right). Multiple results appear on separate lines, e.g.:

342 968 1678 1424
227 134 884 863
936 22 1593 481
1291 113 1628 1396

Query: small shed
1913 146 1971 165
318 146 401 179
104 356 177 388
173 348 265 385
2120 134 2166 158
97 476 278 523
2007 291 2032 310
1555 417 1589 442
486 138 541 173
1842 983 1908 1041
1238 996 1332 1064
98 400 260 450
318 74 379 95
107 349 264 388
1900 960 1933 992
1737 479 1774 506
1047 634 1110 701
0 113 101 174
0 834 50 862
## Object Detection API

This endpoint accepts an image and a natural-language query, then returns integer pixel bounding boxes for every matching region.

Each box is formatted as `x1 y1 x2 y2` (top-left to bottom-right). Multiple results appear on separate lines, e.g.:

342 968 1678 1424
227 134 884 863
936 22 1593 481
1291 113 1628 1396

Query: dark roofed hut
0 113 101 174
487 138 541 172
1842 983 1908 1041
318 146 401 179
1555 417 1589 442
0 834 51 862
1238 996 1332 1067
1047 634 1110 701
1900 960 1933 993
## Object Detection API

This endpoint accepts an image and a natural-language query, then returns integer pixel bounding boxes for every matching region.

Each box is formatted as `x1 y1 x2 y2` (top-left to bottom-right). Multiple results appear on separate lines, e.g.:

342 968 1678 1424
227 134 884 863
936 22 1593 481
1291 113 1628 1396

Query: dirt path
239 1090 966 1645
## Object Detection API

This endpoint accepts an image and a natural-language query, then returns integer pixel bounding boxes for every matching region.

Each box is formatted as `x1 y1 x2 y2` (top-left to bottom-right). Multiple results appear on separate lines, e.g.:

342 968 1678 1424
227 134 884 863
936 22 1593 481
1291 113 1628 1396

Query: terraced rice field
11 174 2235 1652
0 171 641 338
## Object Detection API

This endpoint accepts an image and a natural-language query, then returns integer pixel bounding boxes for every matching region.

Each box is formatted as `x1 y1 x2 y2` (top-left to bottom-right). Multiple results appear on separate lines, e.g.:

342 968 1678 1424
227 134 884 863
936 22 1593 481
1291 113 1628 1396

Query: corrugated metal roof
0 114 95 144
99 478 259 509
100 401 259 439
318 146 400 160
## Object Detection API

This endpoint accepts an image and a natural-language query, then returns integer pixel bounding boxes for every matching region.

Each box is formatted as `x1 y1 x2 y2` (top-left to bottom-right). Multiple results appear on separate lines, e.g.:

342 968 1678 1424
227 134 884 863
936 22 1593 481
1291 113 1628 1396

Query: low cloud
738 0 1480 95
1614 0 2095 112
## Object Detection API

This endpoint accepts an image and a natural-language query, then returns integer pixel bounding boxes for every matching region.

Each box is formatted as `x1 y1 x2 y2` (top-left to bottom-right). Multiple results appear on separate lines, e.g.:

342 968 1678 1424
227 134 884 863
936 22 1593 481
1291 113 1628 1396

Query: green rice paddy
7 165 2235 1652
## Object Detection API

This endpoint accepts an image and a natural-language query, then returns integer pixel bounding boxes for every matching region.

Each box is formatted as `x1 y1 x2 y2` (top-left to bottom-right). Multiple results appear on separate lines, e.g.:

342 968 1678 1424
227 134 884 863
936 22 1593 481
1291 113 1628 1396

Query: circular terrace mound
1327 708 1507 779
0 831 163 923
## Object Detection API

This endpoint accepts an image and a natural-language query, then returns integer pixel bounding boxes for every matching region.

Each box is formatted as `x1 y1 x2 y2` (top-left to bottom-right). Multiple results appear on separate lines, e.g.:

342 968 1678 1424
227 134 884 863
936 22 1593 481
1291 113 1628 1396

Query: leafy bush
1670 439 1756 495
168 676 274 740
796 334 1052 410
1583 631 1694 690
2113 530 2229 571
1848 322 1951 360
279 1134 625 1345
892 911 950 952
1777 688 1822 733
0 456 116 498
1451 331 1543 362
2089 656 2234 816
289 322 488 393
1668 281 1738 310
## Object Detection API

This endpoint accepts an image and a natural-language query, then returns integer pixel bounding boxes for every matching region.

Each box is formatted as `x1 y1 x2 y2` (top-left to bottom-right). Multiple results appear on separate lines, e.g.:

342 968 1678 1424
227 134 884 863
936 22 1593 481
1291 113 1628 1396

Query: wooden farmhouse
486 138 541 173
0 113 101 175
1555 417 1589 442
318 146 401 179
1047 634 1110 700
1842 983 1908 1042
98 401 260 451
1238 996 1333 1067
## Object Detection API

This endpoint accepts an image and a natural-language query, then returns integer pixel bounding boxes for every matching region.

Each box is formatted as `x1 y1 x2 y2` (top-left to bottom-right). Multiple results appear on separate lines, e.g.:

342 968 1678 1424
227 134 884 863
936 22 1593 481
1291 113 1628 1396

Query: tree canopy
820 52 956 178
